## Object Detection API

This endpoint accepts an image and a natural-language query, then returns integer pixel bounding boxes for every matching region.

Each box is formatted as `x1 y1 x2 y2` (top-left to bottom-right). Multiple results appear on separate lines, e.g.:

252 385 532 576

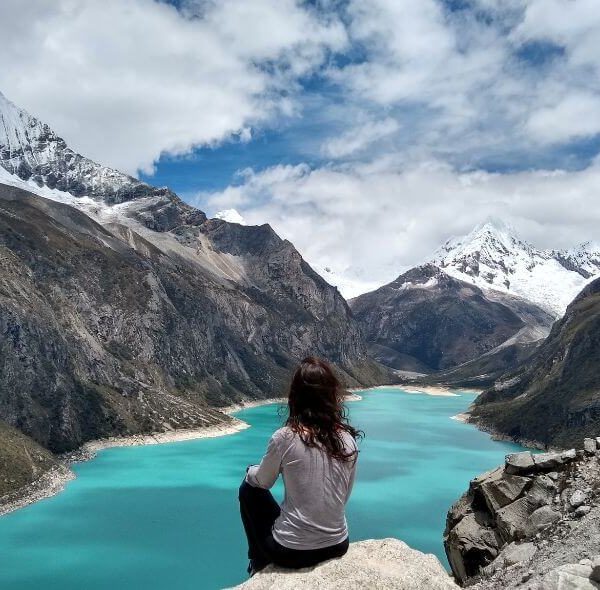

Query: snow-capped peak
214 208 246 225
429 221 600 317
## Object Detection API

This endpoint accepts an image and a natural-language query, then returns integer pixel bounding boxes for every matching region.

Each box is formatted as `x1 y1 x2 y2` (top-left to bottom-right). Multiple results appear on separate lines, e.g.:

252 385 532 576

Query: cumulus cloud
322 0 600 166
0 0 346 174
202 157 600 295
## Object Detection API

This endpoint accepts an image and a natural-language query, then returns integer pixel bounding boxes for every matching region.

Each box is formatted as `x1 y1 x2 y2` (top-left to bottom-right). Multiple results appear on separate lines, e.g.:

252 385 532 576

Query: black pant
238 480 349 570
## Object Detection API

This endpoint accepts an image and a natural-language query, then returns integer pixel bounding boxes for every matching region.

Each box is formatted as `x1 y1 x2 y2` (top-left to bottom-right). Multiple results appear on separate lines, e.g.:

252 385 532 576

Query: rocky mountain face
445 440 600 589
0 182 383 456
0 92 388 498
430 219 600 318
469 277 600 449
349 264 549 373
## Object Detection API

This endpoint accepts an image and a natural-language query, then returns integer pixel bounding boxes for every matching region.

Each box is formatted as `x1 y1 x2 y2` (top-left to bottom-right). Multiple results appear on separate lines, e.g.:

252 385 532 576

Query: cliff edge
230 538 459 589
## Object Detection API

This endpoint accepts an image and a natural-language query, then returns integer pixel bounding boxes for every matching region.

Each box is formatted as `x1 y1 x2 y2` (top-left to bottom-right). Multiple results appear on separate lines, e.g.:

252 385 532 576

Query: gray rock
534 452 568 471
583 439 597 455
500 541 538 566
479 471 531 512
231 538 460 589
575 506 592 517
530 506 561 531
561 449 578 462
570 491 587 509
497 497 536 540
540 563 596 589
445 513 500 583
506 452 536 475
528 475 557 507
591 556 600 583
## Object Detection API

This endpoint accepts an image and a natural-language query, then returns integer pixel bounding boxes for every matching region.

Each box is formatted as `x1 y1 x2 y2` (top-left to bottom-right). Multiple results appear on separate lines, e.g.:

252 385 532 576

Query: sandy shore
0 465 75 517
222 398 286 415
0 417 251 518
78 417 250 457
451 412 470 423
349 384 479 397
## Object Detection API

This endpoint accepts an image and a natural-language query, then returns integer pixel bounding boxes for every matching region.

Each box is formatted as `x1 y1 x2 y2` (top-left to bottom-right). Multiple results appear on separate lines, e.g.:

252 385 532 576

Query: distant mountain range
0 91 388 497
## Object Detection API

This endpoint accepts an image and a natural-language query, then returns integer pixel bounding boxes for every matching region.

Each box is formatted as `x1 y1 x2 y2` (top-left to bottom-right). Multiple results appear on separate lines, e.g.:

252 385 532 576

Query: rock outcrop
231 538 459 590
470 277 600 449
445 438 600 589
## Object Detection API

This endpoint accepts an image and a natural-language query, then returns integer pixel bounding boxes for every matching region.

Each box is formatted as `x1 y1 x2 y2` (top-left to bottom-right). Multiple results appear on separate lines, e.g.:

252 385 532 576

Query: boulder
496 497 536 540
505 452 535 475
231 539 460 590
591 556 600 583
528 475 557 507
497 541 537 568
529 506 561 531
583 438 597 455
570 490 587 509
561 449 578 462
533 452 570 471
540 563 597 590
445 513 501 583
479 471 531 512
575 505 592 517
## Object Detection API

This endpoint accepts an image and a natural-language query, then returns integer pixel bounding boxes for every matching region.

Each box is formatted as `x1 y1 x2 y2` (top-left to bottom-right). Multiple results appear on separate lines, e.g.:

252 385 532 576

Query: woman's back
239 356 361 574
246 426 357 549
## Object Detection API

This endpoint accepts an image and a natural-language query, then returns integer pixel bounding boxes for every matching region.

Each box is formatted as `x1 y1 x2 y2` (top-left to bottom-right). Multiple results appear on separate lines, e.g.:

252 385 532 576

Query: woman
238 356 362 576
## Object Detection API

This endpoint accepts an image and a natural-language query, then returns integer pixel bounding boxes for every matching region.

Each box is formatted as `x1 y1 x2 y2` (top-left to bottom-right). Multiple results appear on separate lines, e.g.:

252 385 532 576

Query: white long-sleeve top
245 426 358 550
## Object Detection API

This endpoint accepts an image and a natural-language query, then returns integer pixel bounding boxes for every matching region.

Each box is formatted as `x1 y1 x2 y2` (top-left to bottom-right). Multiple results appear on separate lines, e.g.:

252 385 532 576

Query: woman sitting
238 356 361 576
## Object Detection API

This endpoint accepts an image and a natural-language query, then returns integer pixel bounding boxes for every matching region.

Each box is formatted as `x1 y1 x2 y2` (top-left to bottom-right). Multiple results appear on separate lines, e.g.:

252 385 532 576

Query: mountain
469 276 600 448
0 91 204 231
348 264 547 372
430 219 600 318
0 92 388 497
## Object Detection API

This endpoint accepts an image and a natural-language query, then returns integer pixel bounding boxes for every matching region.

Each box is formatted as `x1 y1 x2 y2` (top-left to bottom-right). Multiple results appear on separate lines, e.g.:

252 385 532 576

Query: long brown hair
285 357 362 461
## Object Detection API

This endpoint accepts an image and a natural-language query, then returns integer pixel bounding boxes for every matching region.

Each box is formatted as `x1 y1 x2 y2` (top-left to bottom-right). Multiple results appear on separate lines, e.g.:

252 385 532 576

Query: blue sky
1 0 599 292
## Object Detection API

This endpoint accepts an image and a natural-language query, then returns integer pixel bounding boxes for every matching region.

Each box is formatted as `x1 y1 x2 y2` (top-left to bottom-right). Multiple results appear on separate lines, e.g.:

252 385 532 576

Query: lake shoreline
0 417 251 518
0 386 453 518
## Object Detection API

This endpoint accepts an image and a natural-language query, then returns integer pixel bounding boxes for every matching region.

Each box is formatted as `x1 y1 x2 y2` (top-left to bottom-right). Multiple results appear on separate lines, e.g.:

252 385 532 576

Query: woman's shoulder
271 426 296 442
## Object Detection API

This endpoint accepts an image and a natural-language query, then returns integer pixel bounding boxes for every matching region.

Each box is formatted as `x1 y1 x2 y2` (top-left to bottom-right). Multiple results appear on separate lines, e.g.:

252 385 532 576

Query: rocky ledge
445 437 600 589
231 538 459 589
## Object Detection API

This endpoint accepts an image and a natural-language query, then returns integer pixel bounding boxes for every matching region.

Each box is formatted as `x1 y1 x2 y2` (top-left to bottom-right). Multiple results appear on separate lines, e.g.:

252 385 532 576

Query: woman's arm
245 432 284 489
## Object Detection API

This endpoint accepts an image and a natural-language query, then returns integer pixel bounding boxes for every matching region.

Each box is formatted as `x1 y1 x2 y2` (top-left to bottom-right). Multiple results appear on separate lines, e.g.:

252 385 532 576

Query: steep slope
0 420 61 499
430 219 600 317
470 277 600 448
0 182 384 455
349 264 529 372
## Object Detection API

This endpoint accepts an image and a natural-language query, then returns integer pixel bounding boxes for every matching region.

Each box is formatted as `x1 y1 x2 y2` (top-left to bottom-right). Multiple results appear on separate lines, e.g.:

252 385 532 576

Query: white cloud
322 0 600 165
526 93 600 144
321 117 400 158
203 157 600 296
0 0 346 174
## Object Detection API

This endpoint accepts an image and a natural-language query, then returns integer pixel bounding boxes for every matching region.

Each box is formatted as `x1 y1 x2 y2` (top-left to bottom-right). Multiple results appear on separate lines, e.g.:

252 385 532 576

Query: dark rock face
349 264 527 372
444 443 597 586
470 277 600 448
446 440 600 589
0 183 386 456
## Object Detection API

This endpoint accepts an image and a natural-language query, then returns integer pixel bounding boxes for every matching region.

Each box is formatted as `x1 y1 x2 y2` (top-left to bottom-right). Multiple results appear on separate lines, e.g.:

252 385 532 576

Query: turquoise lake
0 387 524 589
